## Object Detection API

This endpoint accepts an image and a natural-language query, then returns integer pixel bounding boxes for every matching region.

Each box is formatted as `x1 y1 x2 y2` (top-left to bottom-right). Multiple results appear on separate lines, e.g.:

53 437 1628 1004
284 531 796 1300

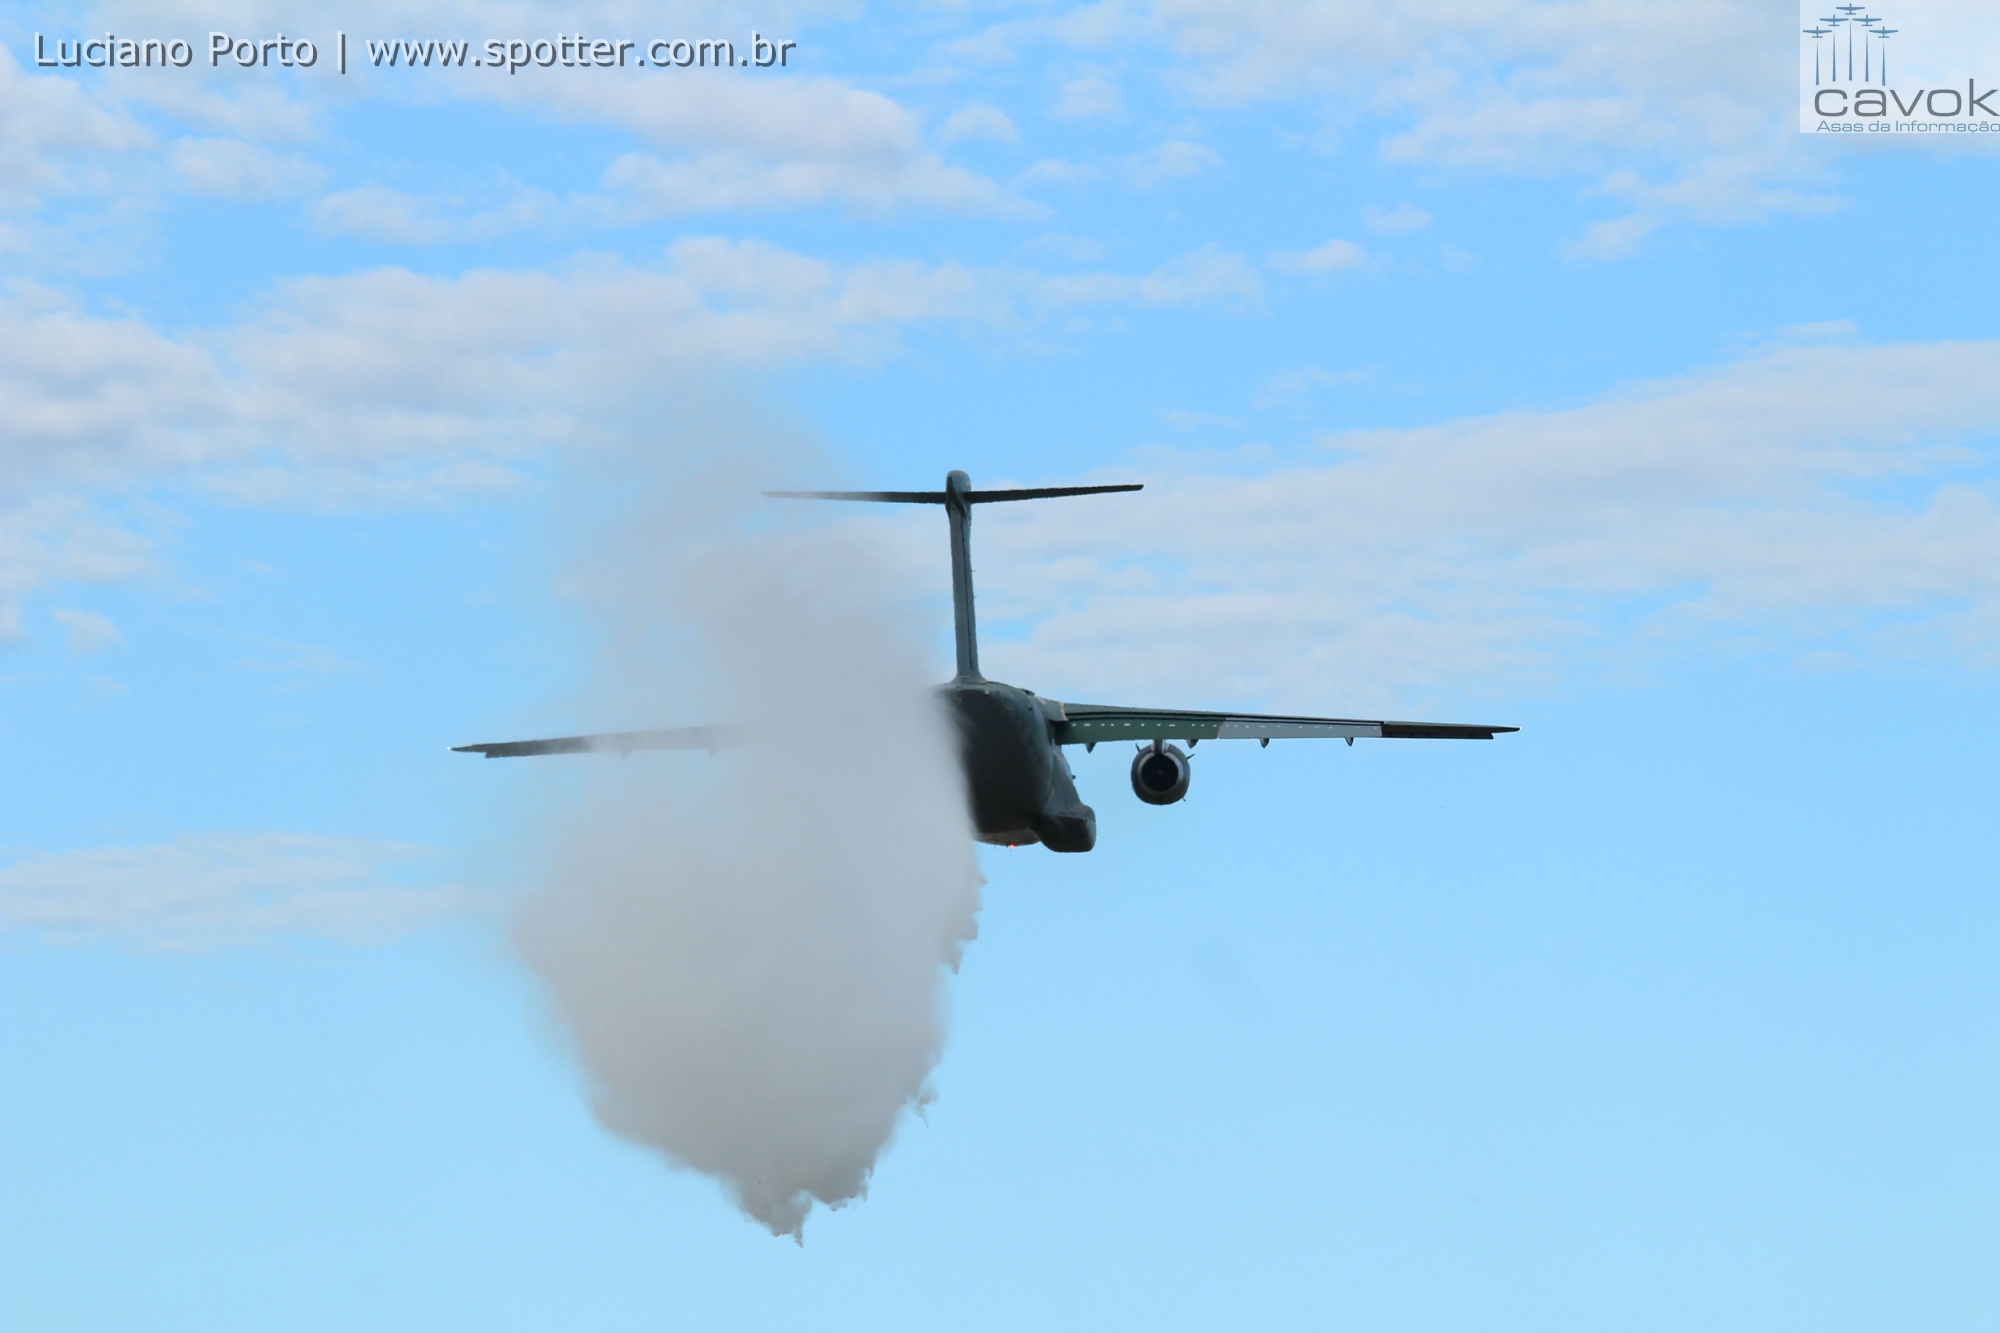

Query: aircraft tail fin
766 471 1142 680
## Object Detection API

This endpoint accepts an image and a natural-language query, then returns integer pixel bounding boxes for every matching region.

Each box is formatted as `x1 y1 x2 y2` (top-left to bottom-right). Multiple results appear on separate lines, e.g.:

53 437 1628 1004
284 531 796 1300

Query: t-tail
765 470 1143 680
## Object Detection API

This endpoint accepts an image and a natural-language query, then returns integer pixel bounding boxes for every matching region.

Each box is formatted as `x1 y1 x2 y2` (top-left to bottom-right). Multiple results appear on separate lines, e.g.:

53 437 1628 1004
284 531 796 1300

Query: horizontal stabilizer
764 483 1142 505
451 725 737 758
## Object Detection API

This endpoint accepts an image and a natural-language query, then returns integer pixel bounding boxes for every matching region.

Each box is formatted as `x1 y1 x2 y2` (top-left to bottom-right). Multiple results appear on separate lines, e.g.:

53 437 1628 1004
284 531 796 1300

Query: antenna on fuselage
765 470 1143 681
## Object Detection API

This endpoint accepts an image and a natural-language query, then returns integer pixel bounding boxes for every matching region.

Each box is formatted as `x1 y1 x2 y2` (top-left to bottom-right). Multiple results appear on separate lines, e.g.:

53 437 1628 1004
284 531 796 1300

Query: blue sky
4 1 1999 1328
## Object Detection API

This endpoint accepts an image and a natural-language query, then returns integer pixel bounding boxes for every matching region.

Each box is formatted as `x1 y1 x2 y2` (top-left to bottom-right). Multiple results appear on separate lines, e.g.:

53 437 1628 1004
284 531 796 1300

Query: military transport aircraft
454 471 1516 852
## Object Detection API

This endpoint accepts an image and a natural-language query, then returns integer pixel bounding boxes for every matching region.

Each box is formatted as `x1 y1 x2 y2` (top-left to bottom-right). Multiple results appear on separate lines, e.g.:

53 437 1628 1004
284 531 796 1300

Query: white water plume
515 454 981 1239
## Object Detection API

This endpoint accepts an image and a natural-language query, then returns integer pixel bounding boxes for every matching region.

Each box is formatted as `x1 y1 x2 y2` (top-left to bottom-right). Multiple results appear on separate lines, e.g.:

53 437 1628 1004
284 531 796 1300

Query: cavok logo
1799 2 2000 134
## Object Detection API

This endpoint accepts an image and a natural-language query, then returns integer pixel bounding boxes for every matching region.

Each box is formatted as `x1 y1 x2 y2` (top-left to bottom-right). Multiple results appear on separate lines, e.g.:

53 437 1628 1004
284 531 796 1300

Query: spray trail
516 467 980 1238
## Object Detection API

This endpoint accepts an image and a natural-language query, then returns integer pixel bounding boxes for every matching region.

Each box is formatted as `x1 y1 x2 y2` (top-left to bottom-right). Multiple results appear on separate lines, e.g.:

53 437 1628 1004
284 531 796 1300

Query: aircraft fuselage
941 677 1095 852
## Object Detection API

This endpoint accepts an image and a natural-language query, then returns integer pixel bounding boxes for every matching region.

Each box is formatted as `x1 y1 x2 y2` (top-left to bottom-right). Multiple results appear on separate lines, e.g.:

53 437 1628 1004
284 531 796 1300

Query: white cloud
0 248 959 506
940 103 1019 144
599 145 1006 218
312 184 456 243
924 0 1912 248
1020 231 1108 261
0 239 1281 501
1158 407 1242 432
1038 245 1264 307
17 0 1926 252
1363 202 1431 233
11 6 1011 242
0 41 329 229
987 0 1851 249
1776 320 1861 342
0 833 482 950
1565 211 1664 260
0 44 151 207
1129 138 1221 185
0 284 226 494
1055 74 1123 120
1269 238 1364 274
170 137 323 200
311 181 565 243
1253 365 1370 407
459 63 1016 217
0 494 153 645
51 607 123 653
1016 157 1096 186
966 339 2000 709
116 64 319 143
0 240 1269 622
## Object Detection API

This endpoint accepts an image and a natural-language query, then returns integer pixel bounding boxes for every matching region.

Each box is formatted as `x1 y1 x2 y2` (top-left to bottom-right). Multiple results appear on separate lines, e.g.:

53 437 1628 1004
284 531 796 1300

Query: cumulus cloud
1777 320 1861 342
1055 74 1123 120
1128 138 1221 185
1037 245 1263 306
415 30 1010 221
599 144 1005 218
0 493 155 638
21 0 1942 254
0 44 152 211
35 276 1998 706
0 286 225 494
51 607 123 652
0 833 479 950
311 184 457 242
1268 238 1364 274
1253 364 1370 408
1566 211 1666 260
0 41 329 243
13 3 1011 247
404 27 1018 217
0 238 1284 625
309 181 561 243
939 103 1019 144
519 72 1015 216
0 245 965 501
0 240 1278 502
988 0 1856 249
967 339 2000 708
1363 202 1431 233
170 137 323 200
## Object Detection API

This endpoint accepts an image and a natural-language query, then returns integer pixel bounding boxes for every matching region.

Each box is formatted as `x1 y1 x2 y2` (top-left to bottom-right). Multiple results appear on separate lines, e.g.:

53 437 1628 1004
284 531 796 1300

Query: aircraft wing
450 725 737 758
1049 702 1514 747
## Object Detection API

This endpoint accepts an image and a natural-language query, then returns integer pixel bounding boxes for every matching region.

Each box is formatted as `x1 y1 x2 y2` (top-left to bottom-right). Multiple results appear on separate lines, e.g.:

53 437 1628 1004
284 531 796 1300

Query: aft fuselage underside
941 678 1095 853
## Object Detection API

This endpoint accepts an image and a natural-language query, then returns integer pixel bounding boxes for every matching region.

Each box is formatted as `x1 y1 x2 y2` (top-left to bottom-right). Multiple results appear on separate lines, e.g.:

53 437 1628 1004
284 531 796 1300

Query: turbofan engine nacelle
1131 741 1191 805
